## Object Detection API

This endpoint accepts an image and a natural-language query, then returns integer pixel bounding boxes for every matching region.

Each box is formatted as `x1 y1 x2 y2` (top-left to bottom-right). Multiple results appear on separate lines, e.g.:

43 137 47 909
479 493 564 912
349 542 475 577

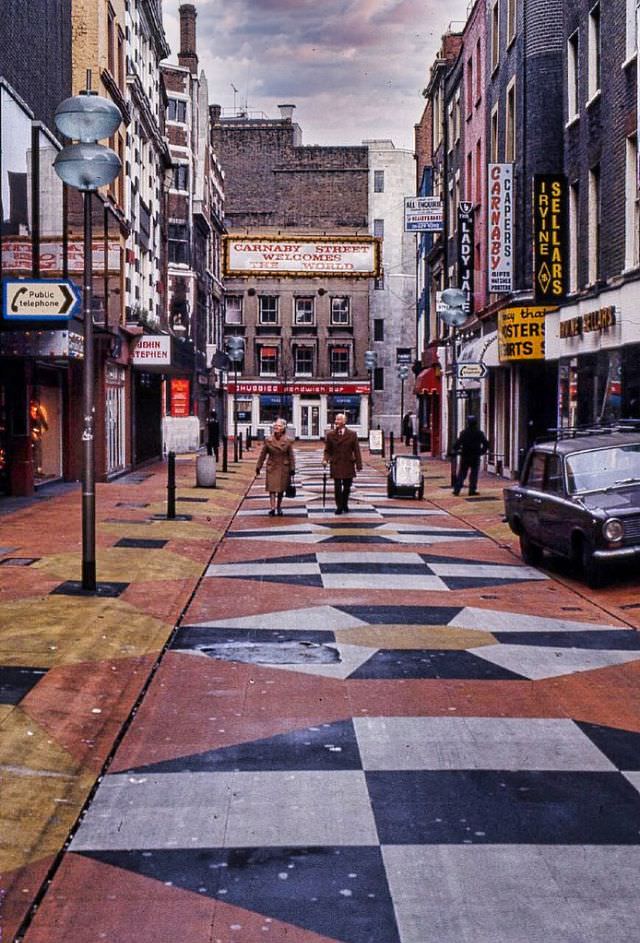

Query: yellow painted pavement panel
334 625 496 649
0 707 80 775
0 596 171 667
35 548 203 583
0 704 14 723
0 768 95 871
101 520 224 541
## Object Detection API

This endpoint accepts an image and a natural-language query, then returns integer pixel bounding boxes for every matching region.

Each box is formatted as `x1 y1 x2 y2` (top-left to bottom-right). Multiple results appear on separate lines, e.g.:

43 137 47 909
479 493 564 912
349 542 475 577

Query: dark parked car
504 427 640 587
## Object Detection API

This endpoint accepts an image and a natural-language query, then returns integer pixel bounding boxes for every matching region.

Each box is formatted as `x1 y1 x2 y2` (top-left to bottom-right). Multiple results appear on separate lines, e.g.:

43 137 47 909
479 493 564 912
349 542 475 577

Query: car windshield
566 444 640 493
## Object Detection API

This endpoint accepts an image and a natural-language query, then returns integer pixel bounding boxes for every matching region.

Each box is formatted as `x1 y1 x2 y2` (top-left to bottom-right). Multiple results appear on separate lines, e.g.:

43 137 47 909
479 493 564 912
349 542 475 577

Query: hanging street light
439 287 469 487
53 72 122 591
226 336 245 461
364 350 377 433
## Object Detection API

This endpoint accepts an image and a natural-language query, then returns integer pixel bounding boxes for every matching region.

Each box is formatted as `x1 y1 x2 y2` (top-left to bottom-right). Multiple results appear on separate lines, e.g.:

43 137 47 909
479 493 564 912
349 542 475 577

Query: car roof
532 433 640 455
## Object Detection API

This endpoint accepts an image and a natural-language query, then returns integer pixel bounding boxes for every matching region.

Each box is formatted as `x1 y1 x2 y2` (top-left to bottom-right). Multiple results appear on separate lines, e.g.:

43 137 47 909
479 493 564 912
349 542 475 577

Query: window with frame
331 296 350 325
626 0 637 60
567 31 579 121
466 57 473 117
168 98 187 122
491 107 499 162
107 4 116 76
524 451 546 489
588 4 601 100
259 295 279 324
225 295 243 324
625 136 640 270
330 346 350 376
173 164 189 191
505 79 516 162
491 0 500 72
168 223 189 264
373 218 384 238
294 297 314 325
373 366 384 391
374 318 384 341
294 346 314 376
259 345 278 375
475 38 482 101
507 0 516 44
374 170 385 193
588 165 600 284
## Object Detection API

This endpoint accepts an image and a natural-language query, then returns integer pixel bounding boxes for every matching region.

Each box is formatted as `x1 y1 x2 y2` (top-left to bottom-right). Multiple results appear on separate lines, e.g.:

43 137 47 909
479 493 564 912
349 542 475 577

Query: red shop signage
170 378 191 417
227 381 370 395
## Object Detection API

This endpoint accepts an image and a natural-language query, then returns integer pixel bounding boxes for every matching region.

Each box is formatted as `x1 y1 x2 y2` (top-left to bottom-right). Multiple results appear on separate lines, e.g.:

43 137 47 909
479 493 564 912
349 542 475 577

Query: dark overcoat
255 435 295 492
323 428 363 479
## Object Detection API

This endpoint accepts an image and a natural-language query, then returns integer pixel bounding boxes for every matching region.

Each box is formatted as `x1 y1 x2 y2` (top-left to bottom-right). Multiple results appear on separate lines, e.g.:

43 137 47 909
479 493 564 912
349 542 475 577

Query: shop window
330 346 350 377
225 295 243 324
294 297 314 325
327 394 360 427
294 347 314 376
235 397 253 423
259 346 278 375
331 297 350 325
260 394 291 425
173 164 189 191
259 296 278 325
374 318 384 341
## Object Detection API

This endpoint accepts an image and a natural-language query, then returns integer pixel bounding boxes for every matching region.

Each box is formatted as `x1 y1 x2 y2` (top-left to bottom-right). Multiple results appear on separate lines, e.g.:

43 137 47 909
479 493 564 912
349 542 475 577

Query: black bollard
233 434 238 463
222 435 228 473
167 450 176 519
412 435 418 455
238 433 243 460
381 431 386 459
246 429 252 450
389 431 395 457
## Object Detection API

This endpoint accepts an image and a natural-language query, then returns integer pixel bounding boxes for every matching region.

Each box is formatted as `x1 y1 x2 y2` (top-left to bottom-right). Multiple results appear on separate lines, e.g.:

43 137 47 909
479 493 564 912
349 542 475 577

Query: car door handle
533 497 543 505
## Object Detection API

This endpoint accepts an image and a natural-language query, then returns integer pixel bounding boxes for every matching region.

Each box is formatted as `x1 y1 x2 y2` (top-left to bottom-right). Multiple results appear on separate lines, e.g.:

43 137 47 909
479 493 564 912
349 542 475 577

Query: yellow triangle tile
334 625 496 649
0 707 80 774
35 548 202 583
101 521 223 540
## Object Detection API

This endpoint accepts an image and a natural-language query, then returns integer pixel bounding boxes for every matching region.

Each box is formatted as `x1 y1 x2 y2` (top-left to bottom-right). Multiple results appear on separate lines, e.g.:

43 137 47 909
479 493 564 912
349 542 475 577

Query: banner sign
170 379 190 417
533 174 568 304
498 307 546 361
224 237 380 277
228 381 370 395
488 164 514 293
457 201 474 315
132 335 171 366
404 196 444 232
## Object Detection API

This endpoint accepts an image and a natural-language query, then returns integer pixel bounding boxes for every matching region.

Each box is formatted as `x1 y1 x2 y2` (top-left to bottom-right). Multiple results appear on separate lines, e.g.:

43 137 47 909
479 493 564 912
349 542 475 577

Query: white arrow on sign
3 278 81 320
457 361 487 380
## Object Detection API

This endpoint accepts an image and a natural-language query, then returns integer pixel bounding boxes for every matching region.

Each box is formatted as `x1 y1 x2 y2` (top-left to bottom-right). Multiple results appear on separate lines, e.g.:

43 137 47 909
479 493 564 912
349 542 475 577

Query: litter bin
196 452 217 487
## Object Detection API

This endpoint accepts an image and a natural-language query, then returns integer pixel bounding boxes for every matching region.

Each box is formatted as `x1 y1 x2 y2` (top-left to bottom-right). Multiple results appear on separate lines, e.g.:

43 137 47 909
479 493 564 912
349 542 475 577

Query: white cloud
162 0 468 147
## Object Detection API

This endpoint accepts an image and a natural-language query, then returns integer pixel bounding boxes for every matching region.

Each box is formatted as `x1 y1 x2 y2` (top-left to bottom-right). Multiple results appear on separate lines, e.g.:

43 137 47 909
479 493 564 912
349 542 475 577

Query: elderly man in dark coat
323 413 363 515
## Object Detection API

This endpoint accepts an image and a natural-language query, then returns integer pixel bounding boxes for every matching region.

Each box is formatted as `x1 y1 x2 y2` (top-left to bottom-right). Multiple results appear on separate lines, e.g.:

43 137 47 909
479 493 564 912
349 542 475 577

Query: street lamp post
439 288 468 488
364 350 377 434
396 364 409 439
53 73 122 591
226 336 245 461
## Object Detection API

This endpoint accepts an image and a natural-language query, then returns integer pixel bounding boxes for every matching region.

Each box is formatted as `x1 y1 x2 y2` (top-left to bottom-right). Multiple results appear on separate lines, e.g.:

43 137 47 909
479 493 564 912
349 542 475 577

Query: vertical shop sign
533 174 567 303
457 201 474 315
488 163 513 293
170 379 190 417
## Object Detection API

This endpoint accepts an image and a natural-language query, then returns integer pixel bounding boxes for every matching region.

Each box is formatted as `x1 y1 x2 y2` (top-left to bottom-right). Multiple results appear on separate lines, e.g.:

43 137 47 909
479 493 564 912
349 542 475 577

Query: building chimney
278 104 296 121
178 4 198 74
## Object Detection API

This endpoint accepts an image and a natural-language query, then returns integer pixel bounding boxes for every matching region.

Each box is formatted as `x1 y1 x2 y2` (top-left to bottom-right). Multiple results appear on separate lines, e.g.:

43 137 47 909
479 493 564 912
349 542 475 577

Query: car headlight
603 518 624 542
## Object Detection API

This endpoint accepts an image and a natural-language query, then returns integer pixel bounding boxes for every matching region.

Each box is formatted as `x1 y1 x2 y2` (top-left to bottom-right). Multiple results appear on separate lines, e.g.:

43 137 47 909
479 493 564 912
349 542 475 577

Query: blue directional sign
2 278 81 321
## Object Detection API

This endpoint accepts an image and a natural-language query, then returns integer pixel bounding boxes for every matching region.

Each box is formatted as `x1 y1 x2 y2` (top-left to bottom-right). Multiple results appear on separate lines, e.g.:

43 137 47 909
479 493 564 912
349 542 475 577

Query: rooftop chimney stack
278 104 296 121
178 4 198 75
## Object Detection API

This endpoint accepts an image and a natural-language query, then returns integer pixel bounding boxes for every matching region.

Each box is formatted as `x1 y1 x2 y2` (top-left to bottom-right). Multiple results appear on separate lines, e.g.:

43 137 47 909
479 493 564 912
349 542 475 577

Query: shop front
226 380 370 440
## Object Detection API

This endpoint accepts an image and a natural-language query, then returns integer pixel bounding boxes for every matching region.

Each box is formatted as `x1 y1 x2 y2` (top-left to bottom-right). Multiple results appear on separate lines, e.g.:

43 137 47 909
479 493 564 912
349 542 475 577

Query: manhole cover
196 640 340 665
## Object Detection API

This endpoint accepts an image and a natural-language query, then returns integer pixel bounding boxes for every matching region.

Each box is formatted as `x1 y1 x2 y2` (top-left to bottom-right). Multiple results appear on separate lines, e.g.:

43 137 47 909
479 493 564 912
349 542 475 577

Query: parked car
504 426 640 587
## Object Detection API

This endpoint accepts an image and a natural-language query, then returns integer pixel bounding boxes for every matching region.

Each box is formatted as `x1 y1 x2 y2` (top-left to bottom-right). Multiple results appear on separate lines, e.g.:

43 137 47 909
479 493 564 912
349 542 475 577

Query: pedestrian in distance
206 409 220 461
402 411 413 447
323 412 363 515
255 418 296 516
452 415 490 496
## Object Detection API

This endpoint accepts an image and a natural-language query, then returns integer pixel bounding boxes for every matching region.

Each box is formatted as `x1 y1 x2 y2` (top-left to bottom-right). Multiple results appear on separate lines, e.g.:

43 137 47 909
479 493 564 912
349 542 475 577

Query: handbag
285 473 296 498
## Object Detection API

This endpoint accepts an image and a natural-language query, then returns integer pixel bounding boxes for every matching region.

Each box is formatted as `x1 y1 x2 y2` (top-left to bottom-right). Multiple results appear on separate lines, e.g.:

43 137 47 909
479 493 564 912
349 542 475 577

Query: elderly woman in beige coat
255 418 296 515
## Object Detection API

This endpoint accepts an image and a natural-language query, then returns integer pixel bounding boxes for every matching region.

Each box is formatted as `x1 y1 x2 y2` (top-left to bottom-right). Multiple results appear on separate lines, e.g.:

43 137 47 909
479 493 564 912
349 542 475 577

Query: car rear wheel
519 532 543 566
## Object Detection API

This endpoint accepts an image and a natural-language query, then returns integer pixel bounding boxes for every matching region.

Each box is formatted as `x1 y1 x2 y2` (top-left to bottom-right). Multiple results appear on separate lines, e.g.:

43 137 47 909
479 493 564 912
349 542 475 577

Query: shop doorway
31 380 63 485
300 402 320 439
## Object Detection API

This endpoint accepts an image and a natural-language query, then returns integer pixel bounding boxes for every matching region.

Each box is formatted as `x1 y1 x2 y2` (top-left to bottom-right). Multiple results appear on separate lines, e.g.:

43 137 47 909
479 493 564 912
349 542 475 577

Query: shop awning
415 365 441 395
457 332 499 367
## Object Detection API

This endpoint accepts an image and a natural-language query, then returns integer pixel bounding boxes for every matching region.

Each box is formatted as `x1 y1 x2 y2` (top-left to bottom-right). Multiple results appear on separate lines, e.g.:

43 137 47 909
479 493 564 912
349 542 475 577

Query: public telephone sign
2 278 81 321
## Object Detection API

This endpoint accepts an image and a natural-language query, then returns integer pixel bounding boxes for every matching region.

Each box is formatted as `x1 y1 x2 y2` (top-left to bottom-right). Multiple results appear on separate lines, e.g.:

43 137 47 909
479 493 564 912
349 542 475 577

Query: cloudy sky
162 0 469 149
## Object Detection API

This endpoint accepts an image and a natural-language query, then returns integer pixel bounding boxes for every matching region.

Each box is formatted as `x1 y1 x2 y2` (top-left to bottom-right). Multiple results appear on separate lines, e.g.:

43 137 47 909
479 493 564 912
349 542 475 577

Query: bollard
167 450 176 519
233 434 239 463
238 434 243 460
381 431 386 459
222 435 228 473
246 429 252 450
412 435 418 456
389 431 395 457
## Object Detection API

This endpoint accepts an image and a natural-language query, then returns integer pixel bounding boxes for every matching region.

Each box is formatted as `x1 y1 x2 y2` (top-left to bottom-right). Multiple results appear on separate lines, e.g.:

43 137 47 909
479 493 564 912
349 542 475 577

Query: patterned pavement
11 450 640 942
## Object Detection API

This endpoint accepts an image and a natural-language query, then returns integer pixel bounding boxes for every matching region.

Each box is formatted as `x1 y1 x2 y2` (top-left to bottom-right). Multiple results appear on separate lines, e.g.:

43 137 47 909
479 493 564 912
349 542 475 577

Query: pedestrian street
25 450 640 943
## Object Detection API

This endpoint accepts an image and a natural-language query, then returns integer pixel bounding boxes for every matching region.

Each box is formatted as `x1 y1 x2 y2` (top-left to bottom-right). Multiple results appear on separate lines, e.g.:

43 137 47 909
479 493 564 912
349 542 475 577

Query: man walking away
452 415 489 496
323 413 363 515
206 410 220 461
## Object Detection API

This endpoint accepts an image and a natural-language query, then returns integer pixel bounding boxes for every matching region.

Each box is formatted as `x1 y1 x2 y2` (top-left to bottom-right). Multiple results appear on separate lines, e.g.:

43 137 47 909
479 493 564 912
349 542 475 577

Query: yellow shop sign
498 306 548 361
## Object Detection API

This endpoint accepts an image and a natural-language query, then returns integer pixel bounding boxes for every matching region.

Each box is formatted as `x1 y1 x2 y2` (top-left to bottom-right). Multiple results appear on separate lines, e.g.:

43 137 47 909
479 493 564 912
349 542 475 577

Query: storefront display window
327 394 360 426
259 394 291 425
30 380 62 484
235 397 253 422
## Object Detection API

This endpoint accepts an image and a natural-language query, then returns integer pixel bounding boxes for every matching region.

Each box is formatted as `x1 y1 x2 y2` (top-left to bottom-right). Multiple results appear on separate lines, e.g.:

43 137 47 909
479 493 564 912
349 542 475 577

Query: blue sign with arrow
2 278 81 321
